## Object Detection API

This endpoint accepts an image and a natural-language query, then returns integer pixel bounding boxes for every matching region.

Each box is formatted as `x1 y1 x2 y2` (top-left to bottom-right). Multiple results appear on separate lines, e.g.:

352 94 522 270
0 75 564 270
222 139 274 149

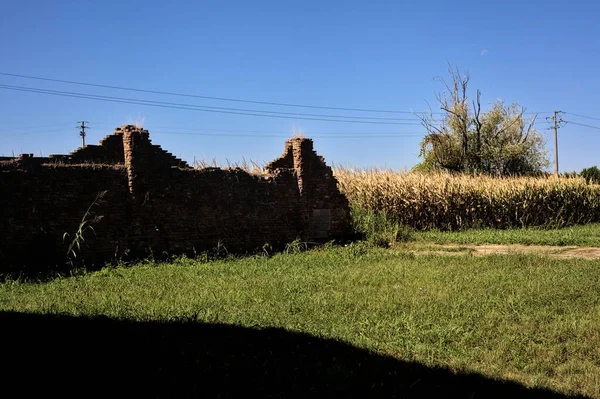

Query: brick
0 126 352 272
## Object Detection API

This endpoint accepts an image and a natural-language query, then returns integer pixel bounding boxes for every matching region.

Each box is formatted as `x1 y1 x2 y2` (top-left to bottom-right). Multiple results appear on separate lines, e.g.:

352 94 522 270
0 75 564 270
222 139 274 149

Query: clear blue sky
1 0 599 172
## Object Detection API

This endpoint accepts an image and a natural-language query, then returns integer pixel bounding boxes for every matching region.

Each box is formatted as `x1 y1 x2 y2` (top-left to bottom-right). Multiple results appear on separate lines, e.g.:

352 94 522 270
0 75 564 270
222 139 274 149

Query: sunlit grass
2 246 599 397
412 223 600 247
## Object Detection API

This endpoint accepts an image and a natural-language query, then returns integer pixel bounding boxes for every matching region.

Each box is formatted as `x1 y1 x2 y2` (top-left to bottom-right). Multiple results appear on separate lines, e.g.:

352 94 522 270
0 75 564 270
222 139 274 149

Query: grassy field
351 204 600 249
2 246 599 397
412 223 600 247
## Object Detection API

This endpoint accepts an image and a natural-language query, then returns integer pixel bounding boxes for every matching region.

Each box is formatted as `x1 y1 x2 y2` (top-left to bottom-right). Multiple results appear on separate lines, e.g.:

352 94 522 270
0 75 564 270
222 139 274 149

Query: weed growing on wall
63 190 107 264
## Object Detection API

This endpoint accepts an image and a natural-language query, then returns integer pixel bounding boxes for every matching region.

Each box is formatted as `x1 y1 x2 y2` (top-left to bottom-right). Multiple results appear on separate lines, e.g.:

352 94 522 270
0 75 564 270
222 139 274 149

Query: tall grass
335 167 600 231
350 205 412 246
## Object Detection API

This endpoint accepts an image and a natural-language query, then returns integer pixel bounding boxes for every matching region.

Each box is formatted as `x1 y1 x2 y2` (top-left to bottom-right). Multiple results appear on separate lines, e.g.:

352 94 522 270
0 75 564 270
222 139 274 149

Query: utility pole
546 112 565 175
77 121 90 147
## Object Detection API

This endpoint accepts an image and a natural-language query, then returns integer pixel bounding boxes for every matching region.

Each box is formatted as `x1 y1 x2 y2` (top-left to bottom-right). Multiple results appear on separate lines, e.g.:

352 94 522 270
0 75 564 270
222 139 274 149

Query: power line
0 84 421 125
0 123 72 132
1 121 426 138
1 128 424 140
565 120 600 130
0 71 438 115
0 72 553 122
564 112 600 121
150 126 408 135
151 131 424 138
76 122 425 136
149 126 425 136
1 127 74 137
0 84 420 122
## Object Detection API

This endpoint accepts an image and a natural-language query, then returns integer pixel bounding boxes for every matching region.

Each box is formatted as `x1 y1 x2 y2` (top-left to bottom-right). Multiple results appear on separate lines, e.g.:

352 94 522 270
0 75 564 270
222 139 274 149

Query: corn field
334 167 600 230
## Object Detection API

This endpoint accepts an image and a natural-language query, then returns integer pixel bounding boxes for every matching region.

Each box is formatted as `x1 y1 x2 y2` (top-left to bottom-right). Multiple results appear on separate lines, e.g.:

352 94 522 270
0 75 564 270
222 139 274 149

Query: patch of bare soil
409 244 600 259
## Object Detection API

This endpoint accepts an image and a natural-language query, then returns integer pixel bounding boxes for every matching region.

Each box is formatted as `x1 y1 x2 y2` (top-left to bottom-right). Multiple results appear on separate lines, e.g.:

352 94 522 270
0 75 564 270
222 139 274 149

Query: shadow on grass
2 312 586 398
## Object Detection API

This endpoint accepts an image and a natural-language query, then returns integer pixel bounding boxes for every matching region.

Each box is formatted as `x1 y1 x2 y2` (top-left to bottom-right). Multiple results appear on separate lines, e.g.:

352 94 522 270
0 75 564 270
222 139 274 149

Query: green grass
2 246 599 397
351 205 600 247
412 223 600 246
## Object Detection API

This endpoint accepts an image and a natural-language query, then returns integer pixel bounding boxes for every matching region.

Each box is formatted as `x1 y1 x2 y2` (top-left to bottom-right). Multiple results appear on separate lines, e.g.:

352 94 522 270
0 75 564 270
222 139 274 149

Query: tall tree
416 65 549 175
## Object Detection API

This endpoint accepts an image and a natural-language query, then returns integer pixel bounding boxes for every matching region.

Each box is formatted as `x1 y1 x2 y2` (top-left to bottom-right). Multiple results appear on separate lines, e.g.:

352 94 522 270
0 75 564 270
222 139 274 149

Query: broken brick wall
0 126 352 272
0 164 130 271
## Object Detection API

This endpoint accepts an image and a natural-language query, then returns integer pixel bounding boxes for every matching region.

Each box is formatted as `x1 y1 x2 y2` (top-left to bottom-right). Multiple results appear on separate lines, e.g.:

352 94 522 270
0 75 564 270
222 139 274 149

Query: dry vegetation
334 167 600 230
192 157 264 175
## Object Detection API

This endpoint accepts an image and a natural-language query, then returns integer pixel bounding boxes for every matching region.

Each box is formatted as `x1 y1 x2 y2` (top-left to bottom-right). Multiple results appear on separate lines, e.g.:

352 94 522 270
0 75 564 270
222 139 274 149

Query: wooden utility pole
77 121 89 147
547 112 564 175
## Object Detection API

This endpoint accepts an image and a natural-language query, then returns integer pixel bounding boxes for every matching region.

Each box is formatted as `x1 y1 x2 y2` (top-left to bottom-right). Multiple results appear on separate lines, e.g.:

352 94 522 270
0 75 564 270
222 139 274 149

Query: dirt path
408 243 600 259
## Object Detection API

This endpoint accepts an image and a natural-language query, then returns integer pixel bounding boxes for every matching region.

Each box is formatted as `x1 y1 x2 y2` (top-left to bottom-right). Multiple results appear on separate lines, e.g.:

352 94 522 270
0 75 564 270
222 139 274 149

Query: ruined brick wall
0 164 130 271
265 137 352 239
0 126 352 272
126 167 303 257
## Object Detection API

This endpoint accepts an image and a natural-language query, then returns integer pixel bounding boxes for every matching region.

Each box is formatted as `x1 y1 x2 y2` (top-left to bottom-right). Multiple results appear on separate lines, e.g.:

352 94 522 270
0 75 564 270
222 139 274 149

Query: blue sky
1 0 599 172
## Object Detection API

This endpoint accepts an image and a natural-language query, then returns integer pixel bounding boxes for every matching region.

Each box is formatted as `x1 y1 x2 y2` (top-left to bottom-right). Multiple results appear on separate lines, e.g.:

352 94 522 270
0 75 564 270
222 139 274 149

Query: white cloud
480 49 490 56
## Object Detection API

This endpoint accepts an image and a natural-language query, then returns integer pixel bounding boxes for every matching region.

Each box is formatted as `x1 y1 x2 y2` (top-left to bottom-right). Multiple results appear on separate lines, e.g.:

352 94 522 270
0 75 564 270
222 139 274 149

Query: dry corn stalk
334 167 600 230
